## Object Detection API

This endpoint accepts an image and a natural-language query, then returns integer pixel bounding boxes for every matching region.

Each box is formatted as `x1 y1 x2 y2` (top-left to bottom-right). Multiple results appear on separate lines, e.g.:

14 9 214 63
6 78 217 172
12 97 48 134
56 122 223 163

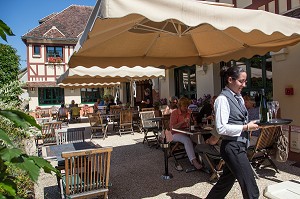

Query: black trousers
206 140 259 199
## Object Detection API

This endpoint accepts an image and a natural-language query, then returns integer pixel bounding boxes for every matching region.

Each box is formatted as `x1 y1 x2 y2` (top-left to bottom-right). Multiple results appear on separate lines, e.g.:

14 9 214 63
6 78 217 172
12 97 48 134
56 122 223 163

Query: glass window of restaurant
221 54 273 101
38 87 64 105
81 88 103 103
174 66 197 99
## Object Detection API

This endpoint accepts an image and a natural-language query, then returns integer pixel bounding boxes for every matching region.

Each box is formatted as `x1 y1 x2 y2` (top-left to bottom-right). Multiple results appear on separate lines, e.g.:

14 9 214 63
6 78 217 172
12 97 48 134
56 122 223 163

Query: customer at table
93 98 101 113
141 88 153 108
196 95 217 125
243 95 260 146
58 104 68 120
106 98 116 113
69 100 76 118
169 97 202 170
163 96 178 115
206 66 259 199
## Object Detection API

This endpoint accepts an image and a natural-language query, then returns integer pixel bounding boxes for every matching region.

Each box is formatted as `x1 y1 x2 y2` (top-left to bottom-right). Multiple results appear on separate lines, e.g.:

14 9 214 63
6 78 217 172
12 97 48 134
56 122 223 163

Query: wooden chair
119 110 134 136
56 127 89 145
109 105 122 130
248 125 282 174
97 106 107 114
41 121 62 146
141 107 155 112
40 108 51 118
59 147 113 199
202 152 225 182
139 111 159 147
87 113 108 140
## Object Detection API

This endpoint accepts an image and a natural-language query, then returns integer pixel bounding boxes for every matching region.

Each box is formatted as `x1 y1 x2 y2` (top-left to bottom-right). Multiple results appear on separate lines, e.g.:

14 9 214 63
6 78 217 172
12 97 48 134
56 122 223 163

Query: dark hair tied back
220 66 246 83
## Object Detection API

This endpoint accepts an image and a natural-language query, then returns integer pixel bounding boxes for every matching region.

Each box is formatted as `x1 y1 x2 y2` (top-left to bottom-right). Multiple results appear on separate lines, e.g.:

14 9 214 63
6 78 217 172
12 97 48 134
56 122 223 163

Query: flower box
48 57 62 63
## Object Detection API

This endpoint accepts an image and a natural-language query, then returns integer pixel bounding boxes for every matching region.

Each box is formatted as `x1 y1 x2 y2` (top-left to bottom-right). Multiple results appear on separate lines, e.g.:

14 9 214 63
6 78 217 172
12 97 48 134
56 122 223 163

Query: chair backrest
40 108 51 118
56 127 87 145
120 110 133 125
139 111 157 128
98 106 107 114
110 105 122 119
87 113 104 127
61 147 113 199
141 107 155 112
253 126 281 152
42 121 62 145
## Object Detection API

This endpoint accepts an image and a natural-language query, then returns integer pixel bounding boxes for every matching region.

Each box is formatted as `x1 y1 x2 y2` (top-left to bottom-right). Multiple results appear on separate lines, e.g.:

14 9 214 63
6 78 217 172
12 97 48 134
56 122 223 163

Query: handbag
160 129 173 143
275 130 289 162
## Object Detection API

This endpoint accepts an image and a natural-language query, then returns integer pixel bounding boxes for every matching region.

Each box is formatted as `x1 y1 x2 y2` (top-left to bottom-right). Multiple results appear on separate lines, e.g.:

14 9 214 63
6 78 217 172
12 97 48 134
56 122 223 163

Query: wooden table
43 142 99 165
172 127 212 169
172 127 212 144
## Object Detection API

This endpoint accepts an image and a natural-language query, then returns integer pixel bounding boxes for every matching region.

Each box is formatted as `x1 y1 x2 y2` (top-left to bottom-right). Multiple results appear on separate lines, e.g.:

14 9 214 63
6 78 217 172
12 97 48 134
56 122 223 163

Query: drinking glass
273 101 280 119
267 102 274 120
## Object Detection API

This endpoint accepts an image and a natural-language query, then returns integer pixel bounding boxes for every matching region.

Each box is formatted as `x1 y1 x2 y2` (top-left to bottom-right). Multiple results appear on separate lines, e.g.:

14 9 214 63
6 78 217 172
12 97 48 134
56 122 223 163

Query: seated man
70 104 81 122
195 130 222 173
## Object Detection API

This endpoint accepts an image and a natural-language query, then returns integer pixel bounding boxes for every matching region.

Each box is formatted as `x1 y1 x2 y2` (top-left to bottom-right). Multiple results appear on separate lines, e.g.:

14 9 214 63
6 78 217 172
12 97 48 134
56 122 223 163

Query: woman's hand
246 120 259 131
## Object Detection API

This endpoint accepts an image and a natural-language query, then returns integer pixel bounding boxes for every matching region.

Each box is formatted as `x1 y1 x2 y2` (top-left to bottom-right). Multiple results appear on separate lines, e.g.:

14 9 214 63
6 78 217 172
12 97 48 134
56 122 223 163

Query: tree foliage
0 44 21 87
0 19 59 199
0 20 15 42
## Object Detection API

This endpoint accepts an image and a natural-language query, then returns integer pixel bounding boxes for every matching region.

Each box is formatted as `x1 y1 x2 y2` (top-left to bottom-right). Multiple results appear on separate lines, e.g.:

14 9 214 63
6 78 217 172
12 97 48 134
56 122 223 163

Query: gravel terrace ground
34 122 300 199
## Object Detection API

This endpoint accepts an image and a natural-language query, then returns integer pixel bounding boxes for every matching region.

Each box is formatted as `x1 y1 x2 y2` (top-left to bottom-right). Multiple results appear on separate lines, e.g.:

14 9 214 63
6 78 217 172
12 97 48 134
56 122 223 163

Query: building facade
22 5 93 111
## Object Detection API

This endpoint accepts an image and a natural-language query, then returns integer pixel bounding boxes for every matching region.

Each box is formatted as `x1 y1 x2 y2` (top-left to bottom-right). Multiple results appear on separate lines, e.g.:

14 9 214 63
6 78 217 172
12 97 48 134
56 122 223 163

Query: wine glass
273 101 280 119
267 102 274 120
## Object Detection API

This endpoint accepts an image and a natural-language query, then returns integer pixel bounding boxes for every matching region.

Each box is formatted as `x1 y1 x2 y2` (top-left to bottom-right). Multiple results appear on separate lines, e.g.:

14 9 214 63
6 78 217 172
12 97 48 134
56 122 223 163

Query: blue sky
0 0 96 69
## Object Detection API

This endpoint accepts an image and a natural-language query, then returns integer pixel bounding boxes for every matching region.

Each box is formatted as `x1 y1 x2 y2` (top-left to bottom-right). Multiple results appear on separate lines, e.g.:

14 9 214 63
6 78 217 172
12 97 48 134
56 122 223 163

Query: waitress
206 66 259 199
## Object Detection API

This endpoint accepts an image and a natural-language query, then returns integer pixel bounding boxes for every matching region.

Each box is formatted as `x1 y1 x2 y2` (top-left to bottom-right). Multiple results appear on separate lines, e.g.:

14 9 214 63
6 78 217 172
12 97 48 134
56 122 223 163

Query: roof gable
22 5 93 41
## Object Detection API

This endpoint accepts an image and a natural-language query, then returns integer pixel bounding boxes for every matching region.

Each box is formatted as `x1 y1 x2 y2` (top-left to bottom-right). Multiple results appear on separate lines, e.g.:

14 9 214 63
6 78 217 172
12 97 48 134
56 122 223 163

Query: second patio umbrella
57 66 165 106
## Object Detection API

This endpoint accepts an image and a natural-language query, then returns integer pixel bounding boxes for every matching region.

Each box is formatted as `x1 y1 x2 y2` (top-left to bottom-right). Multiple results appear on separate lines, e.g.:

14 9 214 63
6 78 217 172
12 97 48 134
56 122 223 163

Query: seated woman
169 97 202 170
58 104 68 121
163 96 178 115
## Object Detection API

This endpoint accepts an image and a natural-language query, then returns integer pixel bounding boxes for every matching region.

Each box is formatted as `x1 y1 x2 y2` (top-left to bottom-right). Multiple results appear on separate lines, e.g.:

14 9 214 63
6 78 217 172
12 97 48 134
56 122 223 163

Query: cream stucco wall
272 43 300 125
159 69 176 100
196 64 222 98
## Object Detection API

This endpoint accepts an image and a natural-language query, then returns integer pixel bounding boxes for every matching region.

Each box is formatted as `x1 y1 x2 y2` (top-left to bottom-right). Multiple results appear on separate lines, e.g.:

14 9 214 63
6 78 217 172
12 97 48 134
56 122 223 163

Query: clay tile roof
22 5 93 40
39 13 57 24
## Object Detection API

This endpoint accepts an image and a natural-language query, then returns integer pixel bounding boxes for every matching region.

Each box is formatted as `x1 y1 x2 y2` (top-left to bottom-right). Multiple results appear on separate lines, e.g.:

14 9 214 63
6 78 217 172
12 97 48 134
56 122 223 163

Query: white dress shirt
214 88 244 137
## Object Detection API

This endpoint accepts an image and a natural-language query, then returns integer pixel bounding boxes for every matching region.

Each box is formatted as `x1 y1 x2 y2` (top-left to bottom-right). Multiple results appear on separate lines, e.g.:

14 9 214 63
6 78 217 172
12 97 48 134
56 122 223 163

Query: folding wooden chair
161 114 188 171
202 152 225 182
59 147 113 199
248 125 281 174
119 110 134 136
141 107 155 112
41 121 62 146
87 113 108 140
139 111 159 147
109 105 122 130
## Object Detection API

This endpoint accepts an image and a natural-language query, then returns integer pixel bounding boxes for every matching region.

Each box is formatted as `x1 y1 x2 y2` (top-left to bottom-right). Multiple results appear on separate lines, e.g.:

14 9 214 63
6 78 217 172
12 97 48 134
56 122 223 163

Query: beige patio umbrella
57 66 165 106
68 0 300 69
